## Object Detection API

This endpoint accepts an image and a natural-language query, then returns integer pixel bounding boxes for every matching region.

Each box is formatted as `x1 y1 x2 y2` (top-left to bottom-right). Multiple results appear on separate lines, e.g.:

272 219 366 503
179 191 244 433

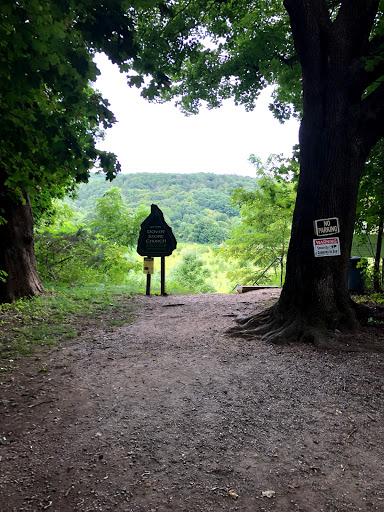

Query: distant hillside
68 172 256 244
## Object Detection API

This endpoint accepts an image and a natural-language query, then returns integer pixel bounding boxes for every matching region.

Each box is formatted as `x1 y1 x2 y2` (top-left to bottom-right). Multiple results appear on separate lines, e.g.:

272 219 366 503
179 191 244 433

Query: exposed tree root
228 302 361 348
231 308 273 330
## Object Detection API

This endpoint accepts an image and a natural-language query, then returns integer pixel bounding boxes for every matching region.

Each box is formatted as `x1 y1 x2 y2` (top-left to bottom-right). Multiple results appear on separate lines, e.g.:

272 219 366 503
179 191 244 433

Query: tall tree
128 0 384 344
0 0 156 303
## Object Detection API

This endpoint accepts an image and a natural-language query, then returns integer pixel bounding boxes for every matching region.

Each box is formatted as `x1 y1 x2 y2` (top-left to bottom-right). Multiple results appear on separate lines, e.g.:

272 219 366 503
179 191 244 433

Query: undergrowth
353 291 384 305
352 291 384 326
0 282 136 361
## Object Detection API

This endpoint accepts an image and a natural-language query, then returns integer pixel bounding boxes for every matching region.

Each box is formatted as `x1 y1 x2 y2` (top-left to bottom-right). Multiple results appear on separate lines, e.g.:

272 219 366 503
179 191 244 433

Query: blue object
348 256 365 292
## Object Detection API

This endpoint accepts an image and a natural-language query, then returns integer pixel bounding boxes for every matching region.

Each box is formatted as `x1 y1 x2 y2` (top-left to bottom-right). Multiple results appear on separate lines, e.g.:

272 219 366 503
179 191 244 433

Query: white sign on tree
313 238 341 257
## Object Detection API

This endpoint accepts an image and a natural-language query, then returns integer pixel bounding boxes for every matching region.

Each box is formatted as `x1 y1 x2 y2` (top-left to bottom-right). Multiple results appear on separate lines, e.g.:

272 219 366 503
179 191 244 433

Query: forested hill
69 172 256 244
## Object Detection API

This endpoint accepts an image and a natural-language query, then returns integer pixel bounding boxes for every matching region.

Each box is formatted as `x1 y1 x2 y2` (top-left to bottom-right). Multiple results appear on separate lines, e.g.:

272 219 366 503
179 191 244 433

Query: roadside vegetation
0 283 136 362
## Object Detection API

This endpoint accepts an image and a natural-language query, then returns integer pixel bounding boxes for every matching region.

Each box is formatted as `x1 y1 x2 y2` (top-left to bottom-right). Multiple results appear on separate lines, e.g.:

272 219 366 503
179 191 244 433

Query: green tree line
68 172 255 244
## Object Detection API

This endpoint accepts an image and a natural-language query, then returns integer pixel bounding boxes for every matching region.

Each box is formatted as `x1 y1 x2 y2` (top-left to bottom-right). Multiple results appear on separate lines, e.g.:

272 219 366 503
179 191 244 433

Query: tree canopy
127 0 301 116
0 0 133 214
127 0 384 129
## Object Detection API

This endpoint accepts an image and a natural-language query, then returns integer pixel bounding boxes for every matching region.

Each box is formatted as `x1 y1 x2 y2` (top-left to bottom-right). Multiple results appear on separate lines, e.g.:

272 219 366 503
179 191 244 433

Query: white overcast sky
94 53 300 178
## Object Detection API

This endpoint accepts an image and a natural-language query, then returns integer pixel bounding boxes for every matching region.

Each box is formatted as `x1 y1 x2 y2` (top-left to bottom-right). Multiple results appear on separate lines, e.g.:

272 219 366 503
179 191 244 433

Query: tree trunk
231 0 379 345
0 183 44 303
232 118 364 345
374 218 383 292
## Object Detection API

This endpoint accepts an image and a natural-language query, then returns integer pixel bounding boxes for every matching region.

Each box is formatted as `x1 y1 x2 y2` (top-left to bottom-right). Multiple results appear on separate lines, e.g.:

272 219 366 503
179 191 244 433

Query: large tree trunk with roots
232 0 384 345
0 178 44 303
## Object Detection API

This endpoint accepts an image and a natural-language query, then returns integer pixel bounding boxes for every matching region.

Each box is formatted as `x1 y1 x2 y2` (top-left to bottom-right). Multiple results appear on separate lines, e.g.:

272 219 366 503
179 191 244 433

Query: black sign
137 204 177 257
314 217 340 237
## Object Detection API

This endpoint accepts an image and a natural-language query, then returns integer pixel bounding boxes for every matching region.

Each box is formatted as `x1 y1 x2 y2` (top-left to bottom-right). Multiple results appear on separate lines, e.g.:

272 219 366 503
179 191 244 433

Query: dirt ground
0 289 383 512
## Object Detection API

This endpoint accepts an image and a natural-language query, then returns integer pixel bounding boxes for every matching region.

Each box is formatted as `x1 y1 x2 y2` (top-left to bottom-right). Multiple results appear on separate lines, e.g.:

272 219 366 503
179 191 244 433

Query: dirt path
1 290 383 511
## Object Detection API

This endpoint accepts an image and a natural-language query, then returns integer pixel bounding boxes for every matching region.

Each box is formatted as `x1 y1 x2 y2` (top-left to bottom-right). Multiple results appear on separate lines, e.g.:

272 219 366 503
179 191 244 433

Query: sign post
143 257 154 296
161 256 166 296
146 273 151 296
137 205 177 296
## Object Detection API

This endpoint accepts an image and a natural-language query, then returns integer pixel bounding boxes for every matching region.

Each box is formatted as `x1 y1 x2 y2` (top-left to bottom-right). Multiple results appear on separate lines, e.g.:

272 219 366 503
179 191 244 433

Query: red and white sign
313 237 340 257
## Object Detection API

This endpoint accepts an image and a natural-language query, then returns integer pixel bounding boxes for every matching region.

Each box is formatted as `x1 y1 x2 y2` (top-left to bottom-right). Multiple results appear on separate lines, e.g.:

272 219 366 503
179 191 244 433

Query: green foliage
88 187 149 247
68 172 254 243
0 0 131 214
127 1 384 123
169 250 216 293
34 185 249 293
35 228 140 285
352 292 384 306
127 0 301 117
351 234 384 259
355 258 376 292
355 141 384 237
191 218 228 244
0 284 136 358
221 155 296 285
354 141 384 289
34 193 144 285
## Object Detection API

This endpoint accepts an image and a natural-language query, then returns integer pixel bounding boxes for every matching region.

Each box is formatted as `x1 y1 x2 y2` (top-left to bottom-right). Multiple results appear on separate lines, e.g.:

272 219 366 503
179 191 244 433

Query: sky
94 53 300 178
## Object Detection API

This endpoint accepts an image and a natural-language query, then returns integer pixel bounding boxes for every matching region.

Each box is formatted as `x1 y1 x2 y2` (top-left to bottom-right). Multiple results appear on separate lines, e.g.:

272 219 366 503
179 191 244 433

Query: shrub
169 251 216 293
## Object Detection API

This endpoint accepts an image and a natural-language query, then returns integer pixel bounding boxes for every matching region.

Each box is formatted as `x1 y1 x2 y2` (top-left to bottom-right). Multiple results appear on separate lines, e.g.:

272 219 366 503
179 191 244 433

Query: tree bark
0 181 44 303
232 0 382 345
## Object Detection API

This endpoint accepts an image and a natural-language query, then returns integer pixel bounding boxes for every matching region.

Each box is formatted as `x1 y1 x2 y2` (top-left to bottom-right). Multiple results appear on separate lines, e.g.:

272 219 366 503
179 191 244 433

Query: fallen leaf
261 490 276 498
227 489 239 499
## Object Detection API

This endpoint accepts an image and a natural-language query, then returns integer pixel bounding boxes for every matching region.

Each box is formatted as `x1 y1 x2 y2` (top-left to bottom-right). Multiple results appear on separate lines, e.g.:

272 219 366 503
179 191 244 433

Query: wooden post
146 273 151 296
161 256 166 296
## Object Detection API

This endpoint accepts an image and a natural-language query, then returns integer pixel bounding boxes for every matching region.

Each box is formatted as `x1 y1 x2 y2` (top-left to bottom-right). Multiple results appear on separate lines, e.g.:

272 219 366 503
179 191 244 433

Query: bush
35 227 141 285
169 251 216 293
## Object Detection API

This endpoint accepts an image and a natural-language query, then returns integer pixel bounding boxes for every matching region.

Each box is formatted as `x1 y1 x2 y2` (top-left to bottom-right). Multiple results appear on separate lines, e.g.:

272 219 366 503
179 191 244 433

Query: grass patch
353 291 384 305
352 292 384 326
0 282 137 359
106 318 134 327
